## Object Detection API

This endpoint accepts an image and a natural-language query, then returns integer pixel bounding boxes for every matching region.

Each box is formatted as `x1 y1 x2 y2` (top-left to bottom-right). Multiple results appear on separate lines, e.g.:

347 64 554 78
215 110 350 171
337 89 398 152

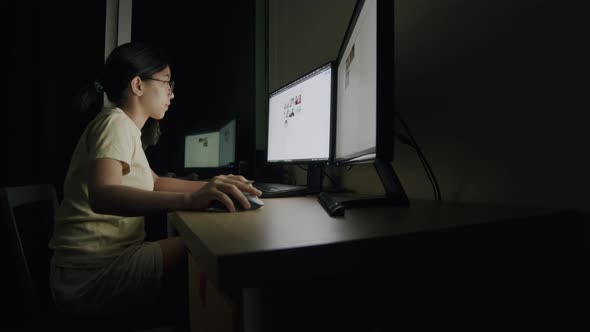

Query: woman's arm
151 170 207 192
88 159 189 216
150 170 262 212
88 158 262 215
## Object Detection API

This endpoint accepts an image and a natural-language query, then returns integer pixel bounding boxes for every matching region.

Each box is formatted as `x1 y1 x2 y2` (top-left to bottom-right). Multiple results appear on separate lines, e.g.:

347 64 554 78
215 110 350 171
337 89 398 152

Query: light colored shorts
50 241 163 316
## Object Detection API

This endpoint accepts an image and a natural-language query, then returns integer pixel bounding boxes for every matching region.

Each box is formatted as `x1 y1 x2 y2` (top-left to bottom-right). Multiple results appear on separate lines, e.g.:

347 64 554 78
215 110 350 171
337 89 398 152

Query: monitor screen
219 118 236 166
267 62 333 163
334 0 393 164
184 131 220 168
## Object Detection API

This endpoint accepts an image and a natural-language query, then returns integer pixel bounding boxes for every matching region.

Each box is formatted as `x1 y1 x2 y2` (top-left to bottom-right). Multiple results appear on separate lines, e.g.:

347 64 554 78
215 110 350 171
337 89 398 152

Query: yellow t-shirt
50 108 154 269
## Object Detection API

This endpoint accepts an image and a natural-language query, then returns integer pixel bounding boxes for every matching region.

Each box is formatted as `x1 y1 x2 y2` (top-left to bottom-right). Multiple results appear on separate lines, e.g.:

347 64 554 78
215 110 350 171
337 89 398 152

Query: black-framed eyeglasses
143 77 175 92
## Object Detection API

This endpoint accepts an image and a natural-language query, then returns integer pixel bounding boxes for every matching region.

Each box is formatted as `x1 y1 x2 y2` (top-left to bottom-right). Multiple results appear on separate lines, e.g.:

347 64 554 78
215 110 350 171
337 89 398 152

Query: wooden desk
168 197 582 332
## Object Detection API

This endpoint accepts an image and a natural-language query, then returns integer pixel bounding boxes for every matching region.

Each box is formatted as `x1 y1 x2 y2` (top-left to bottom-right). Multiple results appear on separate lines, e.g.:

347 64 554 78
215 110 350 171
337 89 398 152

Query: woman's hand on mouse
185 174 261 212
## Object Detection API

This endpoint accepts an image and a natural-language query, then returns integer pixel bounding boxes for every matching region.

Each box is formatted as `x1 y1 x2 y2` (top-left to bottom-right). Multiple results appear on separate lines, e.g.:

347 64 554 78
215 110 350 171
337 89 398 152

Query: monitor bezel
218 117 237 167
333 0 394 166
265 61 336 165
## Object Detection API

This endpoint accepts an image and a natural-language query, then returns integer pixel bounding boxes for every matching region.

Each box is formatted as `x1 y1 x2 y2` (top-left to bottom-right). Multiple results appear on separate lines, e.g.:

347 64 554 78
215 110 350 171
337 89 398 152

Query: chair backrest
0 184 58 317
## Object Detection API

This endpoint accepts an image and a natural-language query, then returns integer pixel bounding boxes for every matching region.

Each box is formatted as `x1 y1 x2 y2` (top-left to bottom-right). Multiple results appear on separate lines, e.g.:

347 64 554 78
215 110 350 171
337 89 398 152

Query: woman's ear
130 76 144 96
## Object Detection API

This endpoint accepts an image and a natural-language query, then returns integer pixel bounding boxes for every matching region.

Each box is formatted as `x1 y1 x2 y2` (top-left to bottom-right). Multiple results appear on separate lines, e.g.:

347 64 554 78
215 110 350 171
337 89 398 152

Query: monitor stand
318 159 409 216
253 164 324 198
306 164 323 193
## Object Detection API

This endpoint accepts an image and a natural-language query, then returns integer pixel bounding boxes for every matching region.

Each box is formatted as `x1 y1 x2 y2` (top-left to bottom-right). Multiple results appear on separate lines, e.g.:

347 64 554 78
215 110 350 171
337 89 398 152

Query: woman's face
142 66 175 120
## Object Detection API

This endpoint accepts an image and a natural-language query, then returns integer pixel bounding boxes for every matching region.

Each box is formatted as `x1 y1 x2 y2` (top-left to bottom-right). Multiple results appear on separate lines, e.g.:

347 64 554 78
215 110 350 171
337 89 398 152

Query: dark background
6 1 107 200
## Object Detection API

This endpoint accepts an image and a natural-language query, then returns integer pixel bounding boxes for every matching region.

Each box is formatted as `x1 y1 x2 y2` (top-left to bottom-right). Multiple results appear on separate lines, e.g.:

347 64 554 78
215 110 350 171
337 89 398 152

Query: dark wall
2 1 105 323
132 0 257 179
390 0 589 209
4 1 105 199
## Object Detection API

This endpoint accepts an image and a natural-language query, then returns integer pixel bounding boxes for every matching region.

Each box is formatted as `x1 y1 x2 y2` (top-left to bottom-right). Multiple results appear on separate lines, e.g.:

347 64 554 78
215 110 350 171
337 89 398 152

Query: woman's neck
117 102 148 129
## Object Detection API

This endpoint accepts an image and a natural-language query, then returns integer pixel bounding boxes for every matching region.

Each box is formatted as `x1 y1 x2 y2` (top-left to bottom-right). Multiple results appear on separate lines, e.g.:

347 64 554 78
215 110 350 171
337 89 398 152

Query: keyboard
253 182 310 198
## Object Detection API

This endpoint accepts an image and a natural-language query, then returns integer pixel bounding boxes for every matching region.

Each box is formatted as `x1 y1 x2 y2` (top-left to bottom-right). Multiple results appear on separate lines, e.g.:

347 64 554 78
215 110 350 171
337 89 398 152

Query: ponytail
71 80 104 116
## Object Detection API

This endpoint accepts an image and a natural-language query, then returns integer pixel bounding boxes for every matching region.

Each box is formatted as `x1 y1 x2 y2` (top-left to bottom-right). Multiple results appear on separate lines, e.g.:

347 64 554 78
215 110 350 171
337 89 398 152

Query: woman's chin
154 109 167 120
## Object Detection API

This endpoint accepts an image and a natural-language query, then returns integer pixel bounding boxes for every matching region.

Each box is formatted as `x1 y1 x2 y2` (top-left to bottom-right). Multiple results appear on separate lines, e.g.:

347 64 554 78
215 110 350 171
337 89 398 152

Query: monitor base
318 160 409 216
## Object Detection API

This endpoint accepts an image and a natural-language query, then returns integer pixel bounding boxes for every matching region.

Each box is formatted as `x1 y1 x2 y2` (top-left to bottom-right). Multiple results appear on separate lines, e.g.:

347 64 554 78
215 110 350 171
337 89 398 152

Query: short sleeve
86 113 135 173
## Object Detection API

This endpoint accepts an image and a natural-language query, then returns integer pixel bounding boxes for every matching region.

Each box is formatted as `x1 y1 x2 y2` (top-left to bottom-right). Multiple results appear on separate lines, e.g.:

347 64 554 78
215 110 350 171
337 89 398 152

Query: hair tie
93 80 104 93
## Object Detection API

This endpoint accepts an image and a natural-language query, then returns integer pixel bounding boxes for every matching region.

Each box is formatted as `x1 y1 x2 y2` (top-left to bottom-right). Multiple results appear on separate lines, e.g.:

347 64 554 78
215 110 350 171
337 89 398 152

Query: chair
1 184 175 331
0 184 59 330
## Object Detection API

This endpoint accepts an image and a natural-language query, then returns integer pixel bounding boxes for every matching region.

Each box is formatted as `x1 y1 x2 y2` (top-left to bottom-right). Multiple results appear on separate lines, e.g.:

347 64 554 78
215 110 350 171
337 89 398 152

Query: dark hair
73 42 171 148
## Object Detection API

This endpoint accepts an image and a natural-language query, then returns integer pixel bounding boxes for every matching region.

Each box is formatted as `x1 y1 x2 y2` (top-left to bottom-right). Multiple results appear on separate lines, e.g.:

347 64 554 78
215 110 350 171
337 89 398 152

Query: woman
49 42 261 328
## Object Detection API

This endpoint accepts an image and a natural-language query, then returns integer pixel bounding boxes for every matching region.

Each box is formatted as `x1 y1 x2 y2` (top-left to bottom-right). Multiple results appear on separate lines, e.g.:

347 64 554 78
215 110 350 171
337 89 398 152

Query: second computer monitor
184 130 220 168
184 118 236 169
267 62 334 164
335 0 393 164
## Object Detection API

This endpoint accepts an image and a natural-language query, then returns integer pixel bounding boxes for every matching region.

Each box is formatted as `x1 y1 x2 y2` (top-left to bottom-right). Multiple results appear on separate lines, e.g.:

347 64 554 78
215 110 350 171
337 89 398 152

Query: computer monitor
266 62 334 190
319 0 408 213
184 118 237 170
335 0 389 164
267 62 333 164
184 130 220 168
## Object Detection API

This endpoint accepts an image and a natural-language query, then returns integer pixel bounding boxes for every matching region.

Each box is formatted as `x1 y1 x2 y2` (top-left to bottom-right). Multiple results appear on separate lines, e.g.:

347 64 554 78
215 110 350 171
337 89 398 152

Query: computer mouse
207 192 264 212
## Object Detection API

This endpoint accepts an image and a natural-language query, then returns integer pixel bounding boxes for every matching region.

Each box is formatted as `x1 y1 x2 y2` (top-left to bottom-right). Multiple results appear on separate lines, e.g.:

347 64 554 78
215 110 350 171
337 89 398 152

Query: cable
321 169 339 187
395 113 441 201
408 128 440 200
298 165 339 188
397 132 439 201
